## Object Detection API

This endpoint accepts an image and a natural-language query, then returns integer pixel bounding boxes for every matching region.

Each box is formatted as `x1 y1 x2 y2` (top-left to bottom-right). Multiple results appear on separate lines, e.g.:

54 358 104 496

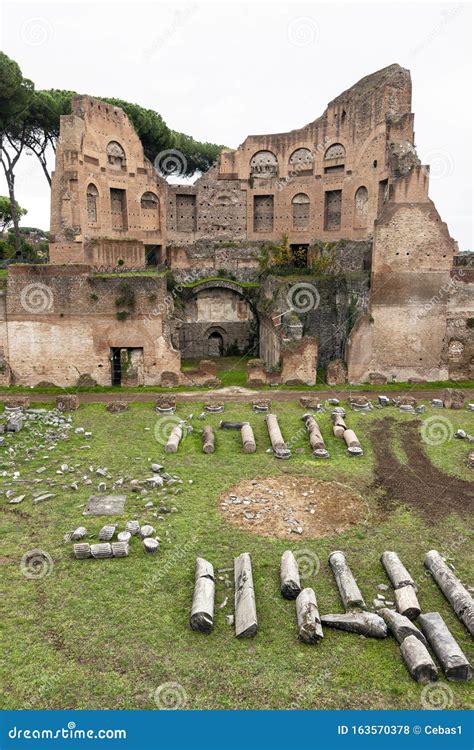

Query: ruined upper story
49 95 165 266
50 64 440 267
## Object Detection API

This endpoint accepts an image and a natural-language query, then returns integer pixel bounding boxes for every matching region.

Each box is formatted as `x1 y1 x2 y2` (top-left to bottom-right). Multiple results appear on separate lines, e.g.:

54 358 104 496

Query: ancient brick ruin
0 64 472 387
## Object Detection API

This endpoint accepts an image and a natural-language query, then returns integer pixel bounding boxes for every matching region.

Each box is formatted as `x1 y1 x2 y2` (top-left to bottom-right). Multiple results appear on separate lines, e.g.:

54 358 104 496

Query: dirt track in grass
370 418 474 521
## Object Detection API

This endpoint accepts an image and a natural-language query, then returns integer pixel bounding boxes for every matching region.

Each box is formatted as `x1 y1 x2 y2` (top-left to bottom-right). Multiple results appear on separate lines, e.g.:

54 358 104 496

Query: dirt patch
371 418 473 521
219 476 367 540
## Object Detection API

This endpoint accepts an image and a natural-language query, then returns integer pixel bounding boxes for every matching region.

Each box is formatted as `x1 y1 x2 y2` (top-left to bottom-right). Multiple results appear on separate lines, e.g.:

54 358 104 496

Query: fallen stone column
280 550 301 599
190 557 215 634
234 552 258 637
400 635 438 683
381 551 417 590
202 426 215 454
343 429 363 456
332 413 347 438
328 550 365 610
252 399 271 413
111 541 129 557
424 550 474 636
241 423 256 454
296 588 323 643
265 414 291 459
394 585 421 620
418 612 472 682
302 414 329 458
90 543 113 559
164 425 183 453
380 551 421 619
320 612 387 638
379 608 427 646
73 543 91 560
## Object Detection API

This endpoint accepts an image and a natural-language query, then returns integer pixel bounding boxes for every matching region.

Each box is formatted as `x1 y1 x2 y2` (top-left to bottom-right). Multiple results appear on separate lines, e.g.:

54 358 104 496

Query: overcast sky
0 0 472 250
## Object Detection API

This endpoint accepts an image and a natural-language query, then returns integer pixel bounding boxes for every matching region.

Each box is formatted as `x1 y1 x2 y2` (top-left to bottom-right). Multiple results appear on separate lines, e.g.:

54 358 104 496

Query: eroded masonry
1 64 472 387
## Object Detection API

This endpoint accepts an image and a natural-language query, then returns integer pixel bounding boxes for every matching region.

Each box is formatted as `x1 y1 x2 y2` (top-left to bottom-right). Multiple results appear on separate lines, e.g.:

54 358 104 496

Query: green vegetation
0 375 472 395
182 356 251 387
0 401 472 709
0 51 226 258
179 276 260 289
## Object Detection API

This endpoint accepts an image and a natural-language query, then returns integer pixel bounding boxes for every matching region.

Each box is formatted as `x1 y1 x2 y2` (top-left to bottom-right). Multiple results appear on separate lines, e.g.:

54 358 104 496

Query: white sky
0 0 472 250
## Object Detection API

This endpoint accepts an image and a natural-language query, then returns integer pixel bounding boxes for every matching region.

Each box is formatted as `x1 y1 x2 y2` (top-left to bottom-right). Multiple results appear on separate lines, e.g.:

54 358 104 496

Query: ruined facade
0 64 471 387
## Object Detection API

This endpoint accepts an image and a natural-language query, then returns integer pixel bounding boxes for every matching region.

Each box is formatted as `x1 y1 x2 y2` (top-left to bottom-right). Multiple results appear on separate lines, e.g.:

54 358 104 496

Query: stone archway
177 280 259 359
207 330 225 356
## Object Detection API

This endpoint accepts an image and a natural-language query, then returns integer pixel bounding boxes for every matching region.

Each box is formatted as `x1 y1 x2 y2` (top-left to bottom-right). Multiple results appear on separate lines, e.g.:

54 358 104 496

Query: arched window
325 143 346 160
141 191 159 210
86 183 99 223
354 186 368 228
250 150 278 178
141 191 160 231
292 193 310 229
106 141 126 169
289 148 314 175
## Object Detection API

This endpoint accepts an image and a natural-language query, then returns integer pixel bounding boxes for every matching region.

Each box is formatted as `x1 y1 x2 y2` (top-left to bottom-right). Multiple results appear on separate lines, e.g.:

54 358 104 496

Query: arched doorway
208 331 224 357
178 280 259 359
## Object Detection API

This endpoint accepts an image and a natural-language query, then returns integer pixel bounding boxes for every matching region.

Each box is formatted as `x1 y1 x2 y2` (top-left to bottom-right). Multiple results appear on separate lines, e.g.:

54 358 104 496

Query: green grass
182 356 250 387
0 375 472 395
0 401 473 710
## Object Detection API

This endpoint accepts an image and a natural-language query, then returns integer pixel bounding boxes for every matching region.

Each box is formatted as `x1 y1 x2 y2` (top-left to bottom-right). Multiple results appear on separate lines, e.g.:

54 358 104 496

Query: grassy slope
0 401 473 710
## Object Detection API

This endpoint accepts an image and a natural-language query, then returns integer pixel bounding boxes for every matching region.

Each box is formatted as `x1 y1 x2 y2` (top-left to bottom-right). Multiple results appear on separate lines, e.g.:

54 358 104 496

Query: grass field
1 400 473 710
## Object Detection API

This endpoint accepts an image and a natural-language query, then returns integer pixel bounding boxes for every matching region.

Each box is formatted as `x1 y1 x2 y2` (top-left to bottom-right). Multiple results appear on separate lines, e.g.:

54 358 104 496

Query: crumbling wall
5 265 180 386
49 95 166 269
442 269 474 380
347 167 458 382
168 240 261 283
177 286 258 358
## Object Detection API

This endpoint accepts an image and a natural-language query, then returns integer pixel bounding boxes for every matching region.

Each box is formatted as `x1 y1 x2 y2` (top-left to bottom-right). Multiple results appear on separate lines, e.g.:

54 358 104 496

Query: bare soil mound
219 476 366 540
371 418 473 521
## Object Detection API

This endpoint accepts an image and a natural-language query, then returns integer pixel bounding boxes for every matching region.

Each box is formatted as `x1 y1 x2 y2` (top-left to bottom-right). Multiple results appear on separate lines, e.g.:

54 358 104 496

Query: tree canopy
0 195 27 233
0 51 227 256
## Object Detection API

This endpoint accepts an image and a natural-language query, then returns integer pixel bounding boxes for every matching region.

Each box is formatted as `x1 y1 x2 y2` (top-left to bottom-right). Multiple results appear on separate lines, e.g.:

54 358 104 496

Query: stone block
326 359 348 386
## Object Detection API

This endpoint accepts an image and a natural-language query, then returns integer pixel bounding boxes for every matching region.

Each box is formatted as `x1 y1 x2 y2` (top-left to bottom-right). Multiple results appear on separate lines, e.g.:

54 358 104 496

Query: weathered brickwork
4 265 180 387
0 64 470 386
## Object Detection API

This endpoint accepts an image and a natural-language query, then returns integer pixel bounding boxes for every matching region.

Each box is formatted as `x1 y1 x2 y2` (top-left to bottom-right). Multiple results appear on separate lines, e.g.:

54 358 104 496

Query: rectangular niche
176 194 197 232
110 188 128 230
324 189 342 230
253 195 274 232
